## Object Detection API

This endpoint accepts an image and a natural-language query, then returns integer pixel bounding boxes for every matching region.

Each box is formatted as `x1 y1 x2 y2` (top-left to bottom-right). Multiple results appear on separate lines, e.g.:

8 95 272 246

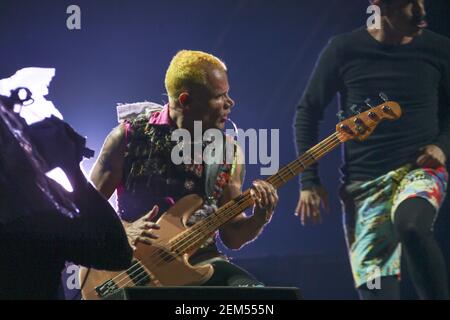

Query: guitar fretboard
169 132 343 254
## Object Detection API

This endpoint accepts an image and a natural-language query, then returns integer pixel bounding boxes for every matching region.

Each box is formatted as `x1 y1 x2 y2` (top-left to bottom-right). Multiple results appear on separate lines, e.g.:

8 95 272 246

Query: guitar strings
105 132 342 292
97 132 343 292
98 132 343 293
169 132 342 250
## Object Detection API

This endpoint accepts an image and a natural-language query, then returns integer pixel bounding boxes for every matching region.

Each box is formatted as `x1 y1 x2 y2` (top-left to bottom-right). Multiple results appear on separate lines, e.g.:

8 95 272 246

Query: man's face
384 0 427 37
189 67 234 131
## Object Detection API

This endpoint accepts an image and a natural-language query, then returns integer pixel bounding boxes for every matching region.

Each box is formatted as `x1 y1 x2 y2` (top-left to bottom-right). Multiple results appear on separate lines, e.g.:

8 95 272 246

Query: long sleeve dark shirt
294 27 450 189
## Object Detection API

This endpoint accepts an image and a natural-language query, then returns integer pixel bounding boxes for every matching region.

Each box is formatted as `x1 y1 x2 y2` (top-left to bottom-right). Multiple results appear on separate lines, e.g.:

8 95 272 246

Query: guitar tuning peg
350 104 360 114
336 110 345 121
379 92 389 102
364 98 373 109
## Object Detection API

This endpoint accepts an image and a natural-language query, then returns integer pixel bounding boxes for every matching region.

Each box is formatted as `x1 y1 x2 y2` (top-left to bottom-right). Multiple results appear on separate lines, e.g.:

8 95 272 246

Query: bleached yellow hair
165 50 227 102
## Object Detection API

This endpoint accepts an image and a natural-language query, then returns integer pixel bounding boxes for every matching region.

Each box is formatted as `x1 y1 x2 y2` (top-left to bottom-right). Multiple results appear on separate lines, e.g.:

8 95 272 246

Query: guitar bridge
95 280 119 298
95 260 154 298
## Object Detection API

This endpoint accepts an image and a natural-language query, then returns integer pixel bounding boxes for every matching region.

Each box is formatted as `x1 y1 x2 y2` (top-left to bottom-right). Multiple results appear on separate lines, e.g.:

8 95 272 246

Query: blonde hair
165 50 227 101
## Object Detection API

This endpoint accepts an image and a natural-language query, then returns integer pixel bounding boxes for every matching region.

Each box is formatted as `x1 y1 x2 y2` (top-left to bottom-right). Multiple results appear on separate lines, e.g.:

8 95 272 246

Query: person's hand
416 144 446 168
124 205 160 249
295 185 329 226
250 180 279 224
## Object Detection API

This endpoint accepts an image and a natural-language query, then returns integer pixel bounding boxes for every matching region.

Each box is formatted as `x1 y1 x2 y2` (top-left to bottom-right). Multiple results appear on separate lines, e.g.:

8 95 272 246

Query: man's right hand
124 205 160 248
295 186 329 226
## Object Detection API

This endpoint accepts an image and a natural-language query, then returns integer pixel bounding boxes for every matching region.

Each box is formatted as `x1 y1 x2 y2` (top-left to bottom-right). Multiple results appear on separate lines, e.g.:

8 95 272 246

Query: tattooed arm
90 124 127 199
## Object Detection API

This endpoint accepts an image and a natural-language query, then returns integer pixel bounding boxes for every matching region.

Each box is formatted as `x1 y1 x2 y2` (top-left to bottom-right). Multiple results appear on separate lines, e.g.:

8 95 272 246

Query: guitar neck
170 132 343 254
266 131 342 188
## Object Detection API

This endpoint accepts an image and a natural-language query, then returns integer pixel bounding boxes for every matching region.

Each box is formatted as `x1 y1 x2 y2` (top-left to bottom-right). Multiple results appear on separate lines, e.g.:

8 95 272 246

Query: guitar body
79 194 214 300
79 99 402 300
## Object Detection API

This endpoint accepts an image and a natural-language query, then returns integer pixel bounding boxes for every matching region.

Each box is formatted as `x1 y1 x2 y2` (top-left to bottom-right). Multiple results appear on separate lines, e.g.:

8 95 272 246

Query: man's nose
226 95 235 109
414 1 426 18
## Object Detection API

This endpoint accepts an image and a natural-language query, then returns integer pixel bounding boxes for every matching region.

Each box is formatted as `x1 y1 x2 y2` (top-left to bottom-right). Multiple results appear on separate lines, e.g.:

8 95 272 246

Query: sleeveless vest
116 102 235 260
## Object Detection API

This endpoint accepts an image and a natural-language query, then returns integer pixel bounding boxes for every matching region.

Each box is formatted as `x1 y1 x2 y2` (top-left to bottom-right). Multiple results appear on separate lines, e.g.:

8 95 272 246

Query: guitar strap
203 134 238 205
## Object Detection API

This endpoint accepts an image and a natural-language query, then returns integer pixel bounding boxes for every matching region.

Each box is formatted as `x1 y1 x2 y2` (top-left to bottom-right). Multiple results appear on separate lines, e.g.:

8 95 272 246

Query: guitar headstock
336 100 401 142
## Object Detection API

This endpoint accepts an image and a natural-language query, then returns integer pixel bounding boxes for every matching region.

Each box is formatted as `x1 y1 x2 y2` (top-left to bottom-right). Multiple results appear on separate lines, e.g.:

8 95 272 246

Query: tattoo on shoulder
98 152 113 171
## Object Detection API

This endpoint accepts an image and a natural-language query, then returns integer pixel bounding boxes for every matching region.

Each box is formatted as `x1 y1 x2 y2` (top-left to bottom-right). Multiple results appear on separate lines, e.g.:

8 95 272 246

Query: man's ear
372 0 391 12
370 0 390 17
178 92 191 108
370 0 384 8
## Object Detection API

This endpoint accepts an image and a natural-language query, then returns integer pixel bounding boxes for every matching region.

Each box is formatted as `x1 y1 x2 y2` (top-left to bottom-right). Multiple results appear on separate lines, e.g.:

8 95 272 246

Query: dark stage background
1 0 448 299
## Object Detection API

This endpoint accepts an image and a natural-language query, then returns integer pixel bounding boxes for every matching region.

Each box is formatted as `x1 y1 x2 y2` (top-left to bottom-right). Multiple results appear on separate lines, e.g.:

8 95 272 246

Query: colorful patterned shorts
339 164 448 288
